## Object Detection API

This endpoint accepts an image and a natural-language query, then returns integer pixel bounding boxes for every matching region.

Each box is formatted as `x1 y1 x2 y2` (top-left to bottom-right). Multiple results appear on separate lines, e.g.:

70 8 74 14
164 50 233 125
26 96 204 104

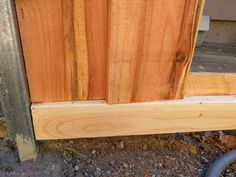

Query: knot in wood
176 49 186 63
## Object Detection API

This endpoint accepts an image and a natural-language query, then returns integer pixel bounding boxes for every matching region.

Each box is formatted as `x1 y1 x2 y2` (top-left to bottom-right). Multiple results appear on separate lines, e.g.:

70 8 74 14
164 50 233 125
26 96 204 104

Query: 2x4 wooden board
32 96 236 140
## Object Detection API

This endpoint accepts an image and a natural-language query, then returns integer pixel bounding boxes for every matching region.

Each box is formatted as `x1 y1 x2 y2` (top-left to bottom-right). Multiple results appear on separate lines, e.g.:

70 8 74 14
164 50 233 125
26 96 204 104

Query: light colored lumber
185 73 236 96
32 96 236 140
107 0 201 103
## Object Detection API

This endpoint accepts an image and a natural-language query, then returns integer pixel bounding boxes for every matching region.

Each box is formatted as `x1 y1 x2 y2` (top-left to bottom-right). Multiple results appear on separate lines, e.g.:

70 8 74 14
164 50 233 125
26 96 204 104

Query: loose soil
0 132 235 177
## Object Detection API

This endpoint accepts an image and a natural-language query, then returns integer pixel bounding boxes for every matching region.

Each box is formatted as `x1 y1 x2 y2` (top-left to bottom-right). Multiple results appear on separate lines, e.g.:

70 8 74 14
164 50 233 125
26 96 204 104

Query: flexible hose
206 149 236 177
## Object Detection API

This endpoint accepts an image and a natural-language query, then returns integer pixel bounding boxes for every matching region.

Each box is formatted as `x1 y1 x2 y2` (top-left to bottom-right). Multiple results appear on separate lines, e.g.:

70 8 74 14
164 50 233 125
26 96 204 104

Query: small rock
116 141 124 150
63 151 73 163
91 149 97 155
129 164 134 168
2 166 13 172
197 169 204 175
86 158 93 164
149 159 154 164
202 156 209 163
143 144 148 150
199 66 204 70
151 175 156 177
110 160 115 166
106 170 112 175
123 163 129 168
226 172 235 177
74 165 80 171
84 172 94 177
94 167 102 177
67 165 75 177
176 174 184 177
124 171 132 176
76 159 81 165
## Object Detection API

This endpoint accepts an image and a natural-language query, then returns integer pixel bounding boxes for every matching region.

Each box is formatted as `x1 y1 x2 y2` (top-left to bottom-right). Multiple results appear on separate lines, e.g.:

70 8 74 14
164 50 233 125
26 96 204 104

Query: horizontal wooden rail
32 96 236 140
185 72 236 96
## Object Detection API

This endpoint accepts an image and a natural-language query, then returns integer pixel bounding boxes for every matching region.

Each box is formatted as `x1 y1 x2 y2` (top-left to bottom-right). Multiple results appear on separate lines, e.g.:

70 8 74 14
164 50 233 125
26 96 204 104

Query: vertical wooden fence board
85 0 108 99
15 0 108 102
74 0 89 100
182 0 206 97
16 0 204 103
107 0 200 103
63 0 78 100
107 0 147 103
15 0 77 102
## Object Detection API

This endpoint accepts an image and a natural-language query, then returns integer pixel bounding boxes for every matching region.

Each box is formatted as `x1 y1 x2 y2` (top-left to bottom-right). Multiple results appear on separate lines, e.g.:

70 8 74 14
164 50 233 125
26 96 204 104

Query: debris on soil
0 132 236 177
116 141 125 150
94 167 102 177
220 135 236 149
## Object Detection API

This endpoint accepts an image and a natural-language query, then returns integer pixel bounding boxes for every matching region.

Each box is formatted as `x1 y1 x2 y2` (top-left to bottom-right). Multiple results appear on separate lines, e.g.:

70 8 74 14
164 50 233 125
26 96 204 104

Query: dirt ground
0 132 235 177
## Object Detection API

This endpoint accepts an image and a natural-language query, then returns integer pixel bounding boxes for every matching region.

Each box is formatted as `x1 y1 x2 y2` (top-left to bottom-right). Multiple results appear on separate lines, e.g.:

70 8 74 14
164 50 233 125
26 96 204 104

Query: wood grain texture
85 0 108 99
15 0 78 102
185 73 236 96
181 0 205 97
16 0 206 103
107 0 200 103
63 0 78 100
74 0 89 100
32 96 236 140
15 0 107 102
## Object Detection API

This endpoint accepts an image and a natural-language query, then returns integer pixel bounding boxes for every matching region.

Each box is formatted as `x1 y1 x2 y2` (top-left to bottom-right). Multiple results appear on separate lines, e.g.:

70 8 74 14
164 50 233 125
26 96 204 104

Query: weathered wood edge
0 0 37 161
180 0 206 97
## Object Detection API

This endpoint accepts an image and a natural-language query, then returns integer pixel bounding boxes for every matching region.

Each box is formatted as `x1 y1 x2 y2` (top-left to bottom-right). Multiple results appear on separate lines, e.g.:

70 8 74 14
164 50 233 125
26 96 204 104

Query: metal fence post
0 0 37 161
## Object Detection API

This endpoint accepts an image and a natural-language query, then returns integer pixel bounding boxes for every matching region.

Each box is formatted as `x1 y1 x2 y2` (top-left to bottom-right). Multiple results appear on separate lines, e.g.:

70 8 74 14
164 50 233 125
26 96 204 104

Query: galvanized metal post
0 0 37 161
